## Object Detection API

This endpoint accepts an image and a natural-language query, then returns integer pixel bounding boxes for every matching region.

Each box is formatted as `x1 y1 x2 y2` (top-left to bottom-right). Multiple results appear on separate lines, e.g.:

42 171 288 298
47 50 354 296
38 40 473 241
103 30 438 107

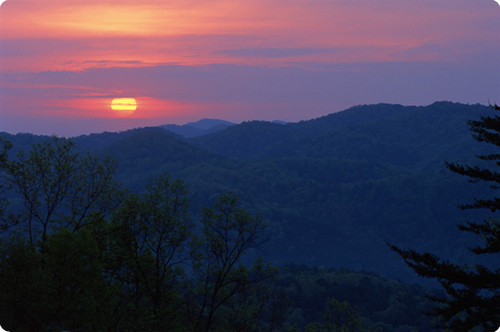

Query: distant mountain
80 127 220 190
190 102 490 169
1 102 494 283
161 118 235 138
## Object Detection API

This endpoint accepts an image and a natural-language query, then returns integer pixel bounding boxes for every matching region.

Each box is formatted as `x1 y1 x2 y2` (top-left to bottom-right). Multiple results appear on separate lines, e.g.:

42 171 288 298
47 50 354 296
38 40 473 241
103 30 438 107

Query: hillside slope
1 102 493 282
191 102 489 169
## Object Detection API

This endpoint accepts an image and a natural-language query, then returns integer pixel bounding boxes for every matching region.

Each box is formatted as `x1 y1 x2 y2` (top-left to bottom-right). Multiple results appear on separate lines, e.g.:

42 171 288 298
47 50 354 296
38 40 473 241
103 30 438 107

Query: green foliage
1 103 492 331
4 136 121 248
0 137 12 218
108 174 192 330
306 297 364 332
274 265 436 331
44 228 115 331
94 127 216 190
321 298 362 332
0 241 49 331
0 136 12 166
3 103 492 281
187 192 274 331
7 136 77 245
0 229 115 331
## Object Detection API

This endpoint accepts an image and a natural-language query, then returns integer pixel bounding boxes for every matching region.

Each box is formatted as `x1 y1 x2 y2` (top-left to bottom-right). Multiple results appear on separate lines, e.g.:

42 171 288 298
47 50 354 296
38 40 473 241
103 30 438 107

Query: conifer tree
391 104 500 330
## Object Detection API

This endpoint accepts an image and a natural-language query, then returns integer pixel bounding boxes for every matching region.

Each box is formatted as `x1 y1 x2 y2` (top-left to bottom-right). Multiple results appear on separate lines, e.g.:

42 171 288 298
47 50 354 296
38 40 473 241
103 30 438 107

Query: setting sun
111 98 137 116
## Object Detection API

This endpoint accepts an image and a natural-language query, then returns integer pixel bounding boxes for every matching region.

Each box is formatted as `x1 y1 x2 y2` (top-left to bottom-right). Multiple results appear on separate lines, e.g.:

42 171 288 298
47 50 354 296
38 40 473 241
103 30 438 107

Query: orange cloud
0 0 275 38
1 0 499 136
2 0 498 73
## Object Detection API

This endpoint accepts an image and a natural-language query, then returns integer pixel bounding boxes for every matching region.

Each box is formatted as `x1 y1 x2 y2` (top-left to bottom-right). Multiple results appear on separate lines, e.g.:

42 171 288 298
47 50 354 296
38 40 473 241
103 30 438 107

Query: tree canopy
0 133 442 331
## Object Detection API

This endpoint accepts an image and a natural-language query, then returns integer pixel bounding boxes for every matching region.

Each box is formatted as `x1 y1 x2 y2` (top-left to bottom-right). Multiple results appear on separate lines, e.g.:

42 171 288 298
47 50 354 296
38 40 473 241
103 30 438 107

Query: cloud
2 0 499 74
2 60 498 119
1 0 499 136
215 47 336 59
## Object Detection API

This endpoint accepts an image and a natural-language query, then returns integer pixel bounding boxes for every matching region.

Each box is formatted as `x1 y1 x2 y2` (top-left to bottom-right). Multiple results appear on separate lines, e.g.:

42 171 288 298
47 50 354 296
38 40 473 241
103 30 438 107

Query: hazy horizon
1 0 499 136
0 100 487 138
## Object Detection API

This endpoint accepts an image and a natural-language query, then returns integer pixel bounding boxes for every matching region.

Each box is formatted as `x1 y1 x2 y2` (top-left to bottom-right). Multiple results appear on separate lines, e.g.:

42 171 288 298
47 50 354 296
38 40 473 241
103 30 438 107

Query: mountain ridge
190 101 489 169
161 118 235 138
0 101 493 282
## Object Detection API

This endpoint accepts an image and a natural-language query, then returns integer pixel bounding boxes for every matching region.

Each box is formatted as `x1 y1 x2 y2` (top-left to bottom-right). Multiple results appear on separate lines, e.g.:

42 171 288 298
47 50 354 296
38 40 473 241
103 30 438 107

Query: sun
111 98 137 116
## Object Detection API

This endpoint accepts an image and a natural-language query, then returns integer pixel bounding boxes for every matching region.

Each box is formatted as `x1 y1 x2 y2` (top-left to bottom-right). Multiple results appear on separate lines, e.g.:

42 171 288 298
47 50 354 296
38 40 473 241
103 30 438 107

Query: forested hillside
162 119 235 138
0 133 442 331
191 102 488 169
1 102 492 282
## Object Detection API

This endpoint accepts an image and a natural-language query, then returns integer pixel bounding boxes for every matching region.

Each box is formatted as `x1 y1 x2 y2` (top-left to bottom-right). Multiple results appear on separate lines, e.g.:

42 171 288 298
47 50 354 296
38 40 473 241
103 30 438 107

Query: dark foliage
1 102 490 330
1 102 493 282
391 104 500 330
273 264 438 331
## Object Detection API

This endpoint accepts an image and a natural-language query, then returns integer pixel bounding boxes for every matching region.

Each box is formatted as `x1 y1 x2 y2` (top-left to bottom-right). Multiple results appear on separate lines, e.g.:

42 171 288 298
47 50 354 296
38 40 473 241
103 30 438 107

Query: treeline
0 136 435 331
1 102 493 283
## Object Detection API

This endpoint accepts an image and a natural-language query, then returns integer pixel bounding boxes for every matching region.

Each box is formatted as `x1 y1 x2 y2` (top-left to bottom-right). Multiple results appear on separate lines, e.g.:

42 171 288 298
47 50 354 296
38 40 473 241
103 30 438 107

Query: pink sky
1 0 499 136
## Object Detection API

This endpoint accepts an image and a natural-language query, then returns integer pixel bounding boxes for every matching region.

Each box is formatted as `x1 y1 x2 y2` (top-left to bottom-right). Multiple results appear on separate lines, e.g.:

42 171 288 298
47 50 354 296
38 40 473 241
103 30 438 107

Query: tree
0 137 11 165
43 228 115 331
137 174 192 328
109 174 192 330
5 136 120 248
187 192 273 331
0 228 115 331
0 136 122 331
305 297 363 332
0 137 12 218
391 104 500 330
0 240 49 331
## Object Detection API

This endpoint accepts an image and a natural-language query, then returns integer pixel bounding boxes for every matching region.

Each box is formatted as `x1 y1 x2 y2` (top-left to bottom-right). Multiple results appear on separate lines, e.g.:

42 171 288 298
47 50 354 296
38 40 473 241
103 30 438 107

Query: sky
0 0 499 136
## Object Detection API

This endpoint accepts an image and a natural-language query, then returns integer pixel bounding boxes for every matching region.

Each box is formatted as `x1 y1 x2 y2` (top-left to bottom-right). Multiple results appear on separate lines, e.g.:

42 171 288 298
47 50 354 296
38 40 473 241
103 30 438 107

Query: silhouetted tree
0 227 115 331
187 192 273 331
391 104 500 330
140 175 191 324
0 137 12 219
109 174 191 330
0 137 121 331
5 136 120 248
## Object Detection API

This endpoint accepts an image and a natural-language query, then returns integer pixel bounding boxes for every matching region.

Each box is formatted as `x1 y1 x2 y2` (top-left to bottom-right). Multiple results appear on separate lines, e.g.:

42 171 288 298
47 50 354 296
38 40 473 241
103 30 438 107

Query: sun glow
111 98 137 116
